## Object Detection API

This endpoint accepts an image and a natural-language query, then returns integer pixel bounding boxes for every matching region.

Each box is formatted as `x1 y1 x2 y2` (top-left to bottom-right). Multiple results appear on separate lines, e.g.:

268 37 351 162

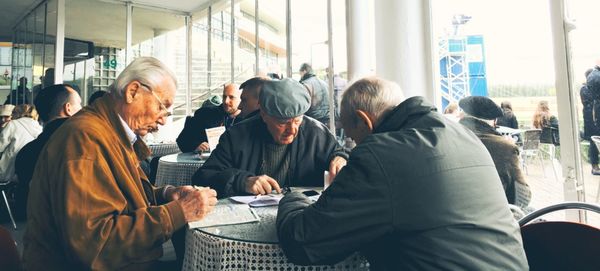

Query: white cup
323 171 332 190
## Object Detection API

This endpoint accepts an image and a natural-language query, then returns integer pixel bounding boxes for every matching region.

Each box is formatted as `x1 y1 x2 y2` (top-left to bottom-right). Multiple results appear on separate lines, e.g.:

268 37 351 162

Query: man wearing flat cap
459 95 531 208
193 78 348 197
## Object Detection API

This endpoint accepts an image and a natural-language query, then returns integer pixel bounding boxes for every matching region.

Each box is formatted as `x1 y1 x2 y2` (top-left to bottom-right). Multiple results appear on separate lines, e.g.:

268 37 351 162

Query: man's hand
196 142 210 152
245 175 282 195
174 186 217 222
328 156 347 180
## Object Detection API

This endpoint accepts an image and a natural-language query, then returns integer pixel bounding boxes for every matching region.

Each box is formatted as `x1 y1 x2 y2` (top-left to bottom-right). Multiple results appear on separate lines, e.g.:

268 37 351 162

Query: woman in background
497 101 519 129
533 100 559 145
0 104 42 184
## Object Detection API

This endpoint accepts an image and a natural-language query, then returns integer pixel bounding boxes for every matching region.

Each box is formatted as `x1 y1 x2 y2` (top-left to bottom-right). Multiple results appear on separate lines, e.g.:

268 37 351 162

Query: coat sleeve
192 130 255 198
53 158 185 268
176 110 212 152
277 146 393 265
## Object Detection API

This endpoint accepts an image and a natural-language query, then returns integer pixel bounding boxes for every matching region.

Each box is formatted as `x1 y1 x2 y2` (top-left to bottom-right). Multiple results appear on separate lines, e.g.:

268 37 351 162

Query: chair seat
522 221 600 270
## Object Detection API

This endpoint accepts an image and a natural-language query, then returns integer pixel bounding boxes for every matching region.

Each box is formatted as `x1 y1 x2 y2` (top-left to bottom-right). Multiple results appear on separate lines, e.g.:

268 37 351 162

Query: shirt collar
118 114 137 144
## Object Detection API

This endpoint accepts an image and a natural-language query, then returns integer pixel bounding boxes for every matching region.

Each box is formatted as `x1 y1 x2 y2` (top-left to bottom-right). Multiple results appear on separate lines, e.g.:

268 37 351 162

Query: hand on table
328 156 347 180
196 142 210 152
173 186 217 222
245 175 281 195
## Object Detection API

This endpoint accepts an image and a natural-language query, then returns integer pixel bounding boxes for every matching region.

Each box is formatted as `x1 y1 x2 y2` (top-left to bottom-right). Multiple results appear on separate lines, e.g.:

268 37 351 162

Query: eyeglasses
139 82 172 117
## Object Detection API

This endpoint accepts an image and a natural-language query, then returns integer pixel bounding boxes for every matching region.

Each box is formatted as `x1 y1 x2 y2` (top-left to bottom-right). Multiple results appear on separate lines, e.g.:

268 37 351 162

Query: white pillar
54 0 65 83
548 0 583 220
346 0 373 81
373 0 435 101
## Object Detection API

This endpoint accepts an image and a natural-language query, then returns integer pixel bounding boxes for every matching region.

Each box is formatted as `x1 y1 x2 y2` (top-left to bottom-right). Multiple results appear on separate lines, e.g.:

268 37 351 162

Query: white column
54 0 65 83
548 0 583 220
186 15 193 116
373 0 435 101
345 0 373 81
125 2 132 65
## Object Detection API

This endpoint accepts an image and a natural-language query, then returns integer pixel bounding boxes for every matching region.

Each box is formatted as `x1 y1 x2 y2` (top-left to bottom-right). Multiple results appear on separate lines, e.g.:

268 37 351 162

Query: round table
182 198 369 271
147 142 181 157
155 152 205 187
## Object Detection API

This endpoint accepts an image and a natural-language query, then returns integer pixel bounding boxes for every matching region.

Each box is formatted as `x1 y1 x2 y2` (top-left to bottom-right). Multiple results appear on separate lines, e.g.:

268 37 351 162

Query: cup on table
323 171 333 190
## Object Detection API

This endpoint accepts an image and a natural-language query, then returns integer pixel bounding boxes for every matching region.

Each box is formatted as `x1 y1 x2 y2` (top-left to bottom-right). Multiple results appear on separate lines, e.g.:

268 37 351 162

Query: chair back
519 202 600 271
521 129 541 151
591 136 600 152
0 226 20 271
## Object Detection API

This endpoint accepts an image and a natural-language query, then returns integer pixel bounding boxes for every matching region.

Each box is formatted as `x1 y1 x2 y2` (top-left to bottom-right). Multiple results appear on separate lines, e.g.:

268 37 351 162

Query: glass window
233 0 257 85
257 0 286 79
567 0 600 225
432 0 566 220
290 0 328 81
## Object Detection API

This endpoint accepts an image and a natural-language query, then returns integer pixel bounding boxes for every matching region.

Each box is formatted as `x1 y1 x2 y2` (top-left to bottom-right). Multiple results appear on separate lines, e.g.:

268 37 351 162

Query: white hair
340 77 404 127
108 57 177 98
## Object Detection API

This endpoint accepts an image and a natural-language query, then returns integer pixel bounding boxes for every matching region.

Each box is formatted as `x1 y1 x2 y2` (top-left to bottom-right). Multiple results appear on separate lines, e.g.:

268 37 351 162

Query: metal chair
519 202 600 271
591 136 600 202
520 129 544 176
0 181 17 230
0 225 20 270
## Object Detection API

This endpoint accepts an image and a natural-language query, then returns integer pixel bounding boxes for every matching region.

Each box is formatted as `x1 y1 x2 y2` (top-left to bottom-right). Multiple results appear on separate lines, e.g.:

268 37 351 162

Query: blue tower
439 34 488 110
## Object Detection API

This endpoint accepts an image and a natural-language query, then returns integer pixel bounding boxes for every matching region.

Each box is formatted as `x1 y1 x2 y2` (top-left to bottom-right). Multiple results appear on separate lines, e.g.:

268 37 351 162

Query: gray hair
108 57 177 98
340 77 404 127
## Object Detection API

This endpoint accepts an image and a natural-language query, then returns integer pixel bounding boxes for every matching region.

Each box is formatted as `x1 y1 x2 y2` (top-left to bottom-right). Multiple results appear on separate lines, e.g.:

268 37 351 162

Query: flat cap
259 78 310 119
459 96 503 120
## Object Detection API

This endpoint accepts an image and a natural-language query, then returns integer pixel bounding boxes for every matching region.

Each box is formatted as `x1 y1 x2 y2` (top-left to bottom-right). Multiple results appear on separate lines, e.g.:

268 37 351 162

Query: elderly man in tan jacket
23 57 217 270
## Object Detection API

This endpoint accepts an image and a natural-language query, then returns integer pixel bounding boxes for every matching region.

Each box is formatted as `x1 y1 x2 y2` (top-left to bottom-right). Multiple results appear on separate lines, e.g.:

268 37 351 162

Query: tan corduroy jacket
23 95 186 270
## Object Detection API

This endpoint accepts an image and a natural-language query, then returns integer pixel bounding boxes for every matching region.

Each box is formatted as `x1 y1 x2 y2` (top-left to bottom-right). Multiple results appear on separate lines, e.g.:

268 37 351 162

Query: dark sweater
14 118 68 219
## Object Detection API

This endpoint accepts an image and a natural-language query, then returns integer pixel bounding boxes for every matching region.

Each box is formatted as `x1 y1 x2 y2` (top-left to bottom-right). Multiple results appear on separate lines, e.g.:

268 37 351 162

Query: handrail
518 201 600 226
171 64 255 112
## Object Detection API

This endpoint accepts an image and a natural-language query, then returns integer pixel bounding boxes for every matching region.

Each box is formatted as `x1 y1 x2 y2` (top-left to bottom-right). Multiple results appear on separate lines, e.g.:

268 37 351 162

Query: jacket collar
86 95 151 161
374 96 438 133
459 116 501 136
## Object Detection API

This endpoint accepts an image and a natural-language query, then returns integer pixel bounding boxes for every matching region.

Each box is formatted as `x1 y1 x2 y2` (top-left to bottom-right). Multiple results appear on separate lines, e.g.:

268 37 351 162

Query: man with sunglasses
23 57 217 270
193 78 348 197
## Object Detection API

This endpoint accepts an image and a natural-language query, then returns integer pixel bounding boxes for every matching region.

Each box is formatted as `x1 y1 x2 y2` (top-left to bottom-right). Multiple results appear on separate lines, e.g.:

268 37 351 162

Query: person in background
201 94 222 108
459 96 531 208
0 104 42 188
177 84 241 152
238 77 269 119
299 63 331 127
442 102 460 122
88 90 107 105
0 104 15 131
193 78 348 198
23 57 217 270
14 84 82 220
533 100 559 145
583 67 600 175
5 77 30 105
276 77 528 270
496 101 519 129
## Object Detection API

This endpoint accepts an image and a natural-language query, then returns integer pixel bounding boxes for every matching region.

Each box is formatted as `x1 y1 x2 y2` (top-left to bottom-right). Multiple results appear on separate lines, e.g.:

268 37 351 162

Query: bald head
222 83 241 115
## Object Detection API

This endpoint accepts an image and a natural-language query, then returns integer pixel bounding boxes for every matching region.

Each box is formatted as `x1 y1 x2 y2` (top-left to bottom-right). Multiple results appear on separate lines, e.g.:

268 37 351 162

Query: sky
433 0 600 85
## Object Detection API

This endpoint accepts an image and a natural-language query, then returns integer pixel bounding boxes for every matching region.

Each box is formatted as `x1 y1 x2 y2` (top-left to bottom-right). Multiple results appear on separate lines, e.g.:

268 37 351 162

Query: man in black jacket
193 78 347 197
176 84 241 152
14 84 82 220
276 77 528 270
238 77 268 119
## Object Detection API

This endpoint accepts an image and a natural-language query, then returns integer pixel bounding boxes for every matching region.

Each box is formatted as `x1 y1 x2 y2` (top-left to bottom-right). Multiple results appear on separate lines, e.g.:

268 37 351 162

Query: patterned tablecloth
147 142 181 157
154 152 205 187
183 198 369 271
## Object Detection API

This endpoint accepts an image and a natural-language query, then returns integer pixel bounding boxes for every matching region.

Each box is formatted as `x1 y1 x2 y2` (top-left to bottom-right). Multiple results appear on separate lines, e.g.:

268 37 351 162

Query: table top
496 126 523 135
159 152 205 164
196 188 319 244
